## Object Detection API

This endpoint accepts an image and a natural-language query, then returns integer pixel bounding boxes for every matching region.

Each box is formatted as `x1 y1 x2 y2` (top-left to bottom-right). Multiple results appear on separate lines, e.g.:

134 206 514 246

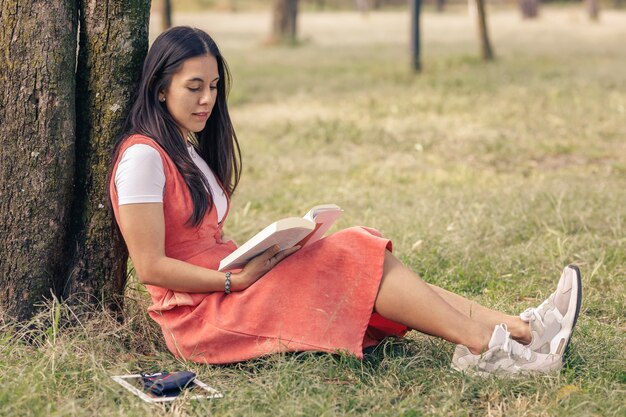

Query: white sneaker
521 265 582 356
451 324 563 376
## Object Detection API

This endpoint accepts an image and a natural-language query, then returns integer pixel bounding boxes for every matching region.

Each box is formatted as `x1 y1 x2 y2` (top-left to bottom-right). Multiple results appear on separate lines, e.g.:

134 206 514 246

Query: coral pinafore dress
110 135 408 364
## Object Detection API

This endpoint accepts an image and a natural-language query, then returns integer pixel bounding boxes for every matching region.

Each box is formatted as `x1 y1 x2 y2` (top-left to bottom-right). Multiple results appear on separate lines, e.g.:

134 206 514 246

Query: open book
218 204 343 271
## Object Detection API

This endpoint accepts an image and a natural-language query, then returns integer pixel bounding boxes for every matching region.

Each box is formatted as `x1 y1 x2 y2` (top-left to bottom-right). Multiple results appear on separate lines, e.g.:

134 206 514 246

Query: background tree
476 0 495 60
410 0 422 72
585 0 599 20
162 0 172 30
519 0 540 19
355 0 370 13
270 0 300 44
0 0 150 321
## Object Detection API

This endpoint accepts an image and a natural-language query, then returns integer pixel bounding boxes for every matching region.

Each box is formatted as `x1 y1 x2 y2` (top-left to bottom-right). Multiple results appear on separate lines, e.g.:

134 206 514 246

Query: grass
3 6 625 416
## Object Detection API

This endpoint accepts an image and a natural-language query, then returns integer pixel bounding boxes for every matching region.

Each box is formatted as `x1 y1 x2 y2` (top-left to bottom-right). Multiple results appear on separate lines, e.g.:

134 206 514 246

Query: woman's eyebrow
186 76 220 83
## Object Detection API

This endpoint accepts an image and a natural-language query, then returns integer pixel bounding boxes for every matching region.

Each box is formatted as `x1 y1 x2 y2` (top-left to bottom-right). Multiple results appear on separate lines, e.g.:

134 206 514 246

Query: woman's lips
193 112 208 119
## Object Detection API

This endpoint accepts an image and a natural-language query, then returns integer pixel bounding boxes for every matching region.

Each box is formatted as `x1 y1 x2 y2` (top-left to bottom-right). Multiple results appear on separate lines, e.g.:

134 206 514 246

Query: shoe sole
451 362 563 377
551 264 582 360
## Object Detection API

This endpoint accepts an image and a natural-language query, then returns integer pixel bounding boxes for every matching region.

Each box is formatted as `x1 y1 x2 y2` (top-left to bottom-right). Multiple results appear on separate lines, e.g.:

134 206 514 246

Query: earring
159 96 165 102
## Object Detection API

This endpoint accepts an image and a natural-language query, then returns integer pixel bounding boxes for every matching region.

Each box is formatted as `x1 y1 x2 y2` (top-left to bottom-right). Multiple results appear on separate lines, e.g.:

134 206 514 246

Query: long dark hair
109 26 242 226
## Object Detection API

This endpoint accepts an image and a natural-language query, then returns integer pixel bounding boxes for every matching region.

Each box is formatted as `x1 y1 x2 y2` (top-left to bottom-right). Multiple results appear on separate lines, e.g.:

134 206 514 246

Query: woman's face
160 54 220 139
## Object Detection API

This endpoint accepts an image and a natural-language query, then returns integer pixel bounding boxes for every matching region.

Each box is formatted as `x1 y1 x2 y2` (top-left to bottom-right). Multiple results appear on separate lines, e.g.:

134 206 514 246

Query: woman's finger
272 245 301 264
261 245 281 261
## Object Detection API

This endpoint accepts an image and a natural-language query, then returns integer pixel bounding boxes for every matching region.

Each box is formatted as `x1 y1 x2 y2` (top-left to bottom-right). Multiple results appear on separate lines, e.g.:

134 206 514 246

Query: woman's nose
199 88 214 105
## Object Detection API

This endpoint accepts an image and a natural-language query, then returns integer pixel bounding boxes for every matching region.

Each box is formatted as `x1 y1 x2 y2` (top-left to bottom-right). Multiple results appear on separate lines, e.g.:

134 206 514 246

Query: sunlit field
2 5 625 416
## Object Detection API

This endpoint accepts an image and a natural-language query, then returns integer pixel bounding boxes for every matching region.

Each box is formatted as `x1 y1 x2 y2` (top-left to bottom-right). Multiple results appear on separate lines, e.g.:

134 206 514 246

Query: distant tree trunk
476 0 495 60
64 0 150 309
410 0 422 72
0 0 77 321
229 0 238 12
162 0 172 30
519 0 540 19
436 0 446 12
355 0 369 13
585 0 599 20
314 0 326 9
270 0 299 44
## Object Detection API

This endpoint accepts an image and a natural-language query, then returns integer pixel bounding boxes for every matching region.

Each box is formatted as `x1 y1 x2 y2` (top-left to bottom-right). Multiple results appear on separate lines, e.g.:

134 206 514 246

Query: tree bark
63 0 150 309
476 0 494 61
0 0 77 321
270 0 299 44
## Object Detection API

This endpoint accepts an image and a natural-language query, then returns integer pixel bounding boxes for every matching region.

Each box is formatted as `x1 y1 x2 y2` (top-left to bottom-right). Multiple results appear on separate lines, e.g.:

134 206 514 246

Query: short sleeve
115 144 166 205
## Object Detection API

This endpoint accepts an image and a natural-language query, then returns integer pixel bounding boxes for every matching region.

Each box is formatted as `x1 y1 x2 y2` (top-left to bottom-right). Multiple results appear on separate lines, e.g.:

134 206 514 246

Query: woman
108 27 582 375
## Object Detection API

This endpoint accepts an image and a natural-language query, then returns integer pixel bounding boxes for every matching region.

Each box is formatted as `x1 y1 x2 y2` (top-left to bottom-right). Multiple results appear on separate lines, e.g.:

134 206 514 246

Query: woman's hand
230 245 300 291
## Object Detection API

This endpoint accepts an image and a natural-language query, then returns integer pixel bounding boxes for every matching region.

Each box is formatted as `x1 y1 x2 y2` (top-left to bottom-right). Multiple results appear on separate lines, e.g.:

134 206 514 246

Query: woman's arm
118 203 298 293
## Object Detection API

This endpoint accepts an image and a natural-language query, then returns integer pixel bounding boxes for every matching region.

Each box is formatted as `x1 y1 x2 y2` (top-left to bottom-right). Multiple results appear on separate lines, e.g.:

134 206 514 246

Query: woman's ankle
466 326 493 355
508 317 532 344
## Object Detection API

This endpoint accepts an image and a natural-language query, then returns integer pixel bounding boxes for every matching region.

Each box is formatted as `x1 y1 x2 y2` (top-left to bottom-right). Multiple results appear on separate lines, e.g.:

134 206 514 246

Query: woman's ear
159 93 166 102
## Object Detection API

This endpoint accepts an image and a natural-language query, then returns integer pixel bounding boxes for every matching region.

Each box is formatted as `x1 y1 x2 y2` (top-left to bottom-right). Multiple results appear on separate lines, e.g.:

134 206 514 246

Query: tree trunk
436 0 446 13
585 0 599 20
410 0 422 72
162 0 172 30
519 0 540 19
355 0 369 14
0 0 77 321
476 0 494 61
63 0 150 309
270 0 299 44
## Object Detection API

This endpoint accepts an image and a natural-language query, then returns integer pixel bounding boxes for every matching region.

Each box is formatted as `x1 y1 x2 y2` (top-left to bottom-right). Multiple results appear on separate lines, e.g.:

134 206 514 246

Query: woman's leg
427 284 531 343
373 251 530 353
374 251 492 354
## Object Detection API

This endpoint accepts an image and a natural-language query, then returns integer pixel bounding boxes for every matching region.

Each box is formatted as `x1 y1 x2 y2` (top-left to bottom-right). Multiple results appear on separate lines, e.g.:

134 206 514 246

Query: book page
302 204 342 222
300 205 343 247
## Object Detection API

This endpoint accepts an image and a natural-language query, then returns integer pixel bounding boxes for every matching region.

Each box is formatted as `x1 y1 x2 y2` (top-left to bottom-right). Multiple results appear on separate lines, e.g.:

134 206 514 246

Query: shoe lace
501 328 533 360
521 294 554 325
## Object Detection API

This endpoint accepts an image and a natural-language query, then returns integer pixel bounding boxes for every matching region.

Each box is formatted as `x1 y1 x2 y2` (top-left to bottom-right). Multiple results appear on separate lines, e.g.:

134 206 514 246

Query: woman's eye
210 85 218 90
188 87 201 92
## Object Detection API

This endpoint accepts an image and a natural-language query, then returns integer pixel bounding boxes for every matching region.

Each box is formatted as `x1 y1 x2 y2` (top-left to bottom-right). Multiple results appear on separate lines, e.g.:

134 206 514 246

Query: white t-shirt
115 144 227 223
